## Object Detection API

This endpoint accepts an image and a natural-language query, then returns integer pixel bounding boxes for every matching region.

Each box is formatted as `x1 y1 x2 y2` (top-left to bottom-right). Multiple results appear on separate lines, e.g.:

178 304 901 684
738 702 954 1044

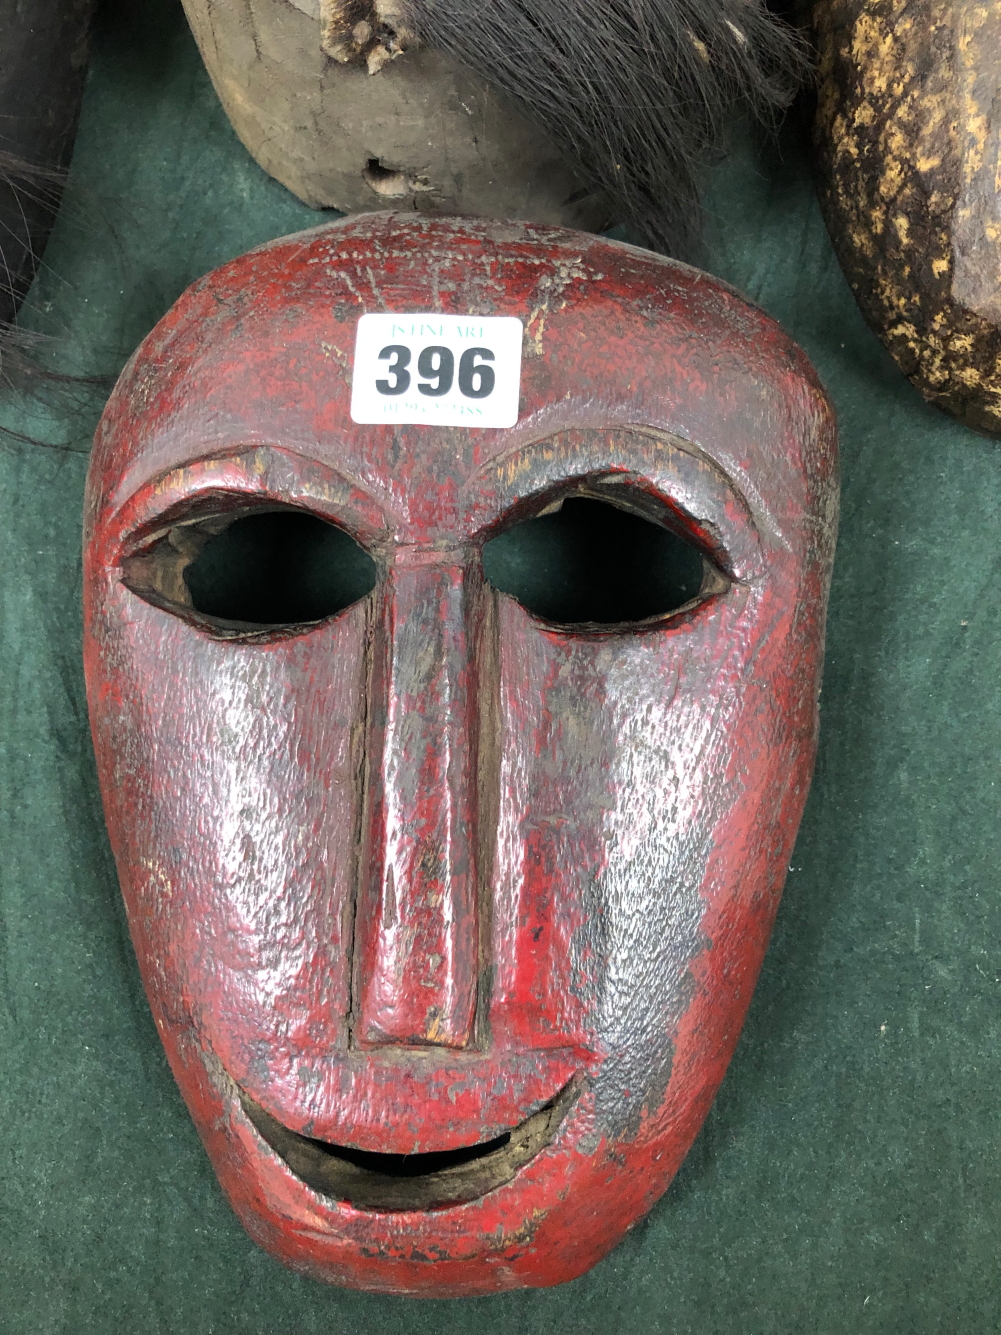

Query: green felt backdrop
2 2 999 1331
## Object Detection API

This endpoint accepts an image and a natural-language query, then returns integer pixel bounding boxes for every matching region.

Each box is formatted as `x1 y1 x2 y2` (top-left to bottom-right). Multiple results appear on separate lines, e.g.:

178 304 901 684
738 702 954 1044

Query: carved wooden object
84 213 838 1294
813 0 1001 436
179 0 608 231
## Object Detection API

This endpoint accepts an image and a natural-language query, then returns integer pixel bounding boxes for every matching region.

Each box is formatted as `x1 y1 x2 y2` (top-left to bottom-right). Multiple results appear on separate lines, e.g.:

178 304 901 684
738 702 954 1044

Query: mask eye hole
481 495 725 628
122 507 378 631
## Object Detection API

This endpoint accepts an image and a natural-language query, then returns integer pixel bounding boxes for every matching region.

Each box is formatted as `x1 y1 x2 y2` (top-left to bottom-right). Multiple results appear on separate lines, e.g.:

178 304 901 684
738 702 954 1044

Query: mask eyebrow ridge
109 440 407 537
461 425 766 569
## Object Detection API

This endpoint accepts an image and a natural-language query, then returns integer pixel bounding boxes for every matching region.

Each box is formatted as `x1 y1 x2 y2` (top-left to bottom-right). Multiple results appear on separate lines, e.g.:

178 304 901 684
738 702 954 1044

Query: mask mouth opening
239 1079 580 1211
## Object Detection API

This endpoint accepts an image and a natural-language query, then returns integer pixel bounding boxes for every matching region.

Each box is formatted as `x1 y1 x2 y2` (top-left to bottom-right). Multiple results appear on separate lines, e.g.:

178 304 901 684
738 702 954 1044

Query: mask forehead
87 213 831 563
84 212 837 1295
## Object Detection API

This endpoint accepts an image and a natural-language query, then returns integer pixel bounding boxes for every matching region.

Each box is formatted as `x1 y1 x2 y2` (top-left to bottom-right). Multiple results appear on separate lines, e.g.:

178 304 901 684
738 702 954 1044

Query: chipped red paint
83 213 838 1295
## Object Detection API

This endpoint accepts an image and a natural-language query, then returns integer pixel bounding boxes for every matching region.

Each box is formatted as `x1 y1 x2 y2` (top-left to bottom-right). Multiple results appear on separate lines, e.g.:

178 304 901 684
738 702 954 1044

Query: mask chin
180 0 805 256
181 0 612 234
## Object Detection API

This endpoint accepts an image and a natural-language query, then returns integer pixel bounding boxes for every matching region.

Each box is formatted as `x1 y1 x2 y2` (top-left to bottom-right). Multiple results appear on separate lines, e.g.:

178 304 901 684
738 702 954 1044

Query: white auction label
350 313 523 428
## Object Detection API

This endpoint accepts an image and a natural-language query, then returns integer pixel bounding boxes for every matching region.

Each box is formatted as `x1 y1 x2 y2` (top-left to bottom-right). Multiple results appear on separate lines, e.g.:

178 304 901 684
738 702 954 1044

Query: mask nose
352 547 491 1049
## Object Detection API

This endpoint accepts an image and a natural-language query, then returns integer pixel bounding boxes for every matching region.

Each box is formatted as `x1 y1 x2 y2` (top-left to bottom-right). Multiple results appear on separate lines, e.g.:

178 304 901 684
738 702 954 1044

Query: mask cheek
581 588 815 1146
89 591 368 1071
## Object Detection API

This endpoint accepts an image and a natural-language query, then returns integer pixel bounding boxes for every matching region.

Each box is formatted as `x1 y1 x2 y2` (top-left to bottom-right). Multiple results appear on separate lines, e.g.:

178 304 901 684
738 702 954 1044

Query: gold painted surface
952 5 1001 326
813 0 1001 436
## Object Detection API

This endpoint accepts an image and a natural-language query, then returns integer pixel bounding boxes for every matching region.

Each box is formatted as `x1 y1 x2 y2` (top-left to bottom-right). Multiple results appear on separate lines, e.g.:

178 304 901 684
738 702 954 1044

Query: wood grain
180 0 609 230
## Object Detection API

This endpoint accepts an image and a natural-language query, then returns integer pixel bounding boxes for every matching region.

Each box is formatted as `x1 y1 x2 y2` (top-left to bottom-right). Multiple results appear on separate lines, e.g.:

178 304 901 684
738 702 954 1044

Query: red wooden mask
83 214 837 1296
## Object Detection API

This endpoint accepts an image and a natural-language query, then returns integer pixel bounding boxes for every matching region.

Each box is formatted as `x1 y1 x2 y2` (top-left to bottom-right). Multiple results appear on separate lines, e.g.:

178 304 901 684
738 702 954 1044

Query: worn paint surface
83 213 838 1295
180 0 606 228
813 0 1001 436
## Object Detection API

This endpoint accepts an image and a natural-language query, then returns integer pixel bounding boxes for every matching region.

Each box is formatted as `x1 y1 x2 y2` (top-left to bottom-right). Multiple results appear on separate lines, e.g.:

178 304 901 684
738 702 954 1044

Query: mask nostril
482 495 717 627
363 158 410 197
363 158 435 198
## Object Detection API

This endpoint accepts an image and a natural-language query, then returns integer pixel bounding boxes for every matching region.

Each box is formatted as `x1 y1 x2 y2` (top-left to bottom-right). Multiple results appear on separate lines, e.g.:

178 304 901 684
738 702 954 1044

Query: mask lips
239 1077 582 1212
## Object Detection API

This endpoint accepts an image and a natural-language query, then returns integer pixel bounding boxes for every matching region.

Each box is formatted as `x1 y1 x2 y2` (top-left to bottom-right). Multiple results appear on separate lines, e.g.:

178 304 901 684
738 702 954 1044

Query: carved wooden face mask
180 0 805 259
83 213 838 1296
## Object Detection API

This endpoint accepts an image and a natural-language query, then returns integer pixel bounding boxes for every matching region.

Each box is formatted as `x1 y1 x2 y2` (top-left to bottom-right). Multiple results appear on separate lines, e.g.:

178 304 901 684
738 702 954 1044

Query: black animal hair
0 0 94 428
0 150 67 387
394 0 807 257
0 149 110 453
